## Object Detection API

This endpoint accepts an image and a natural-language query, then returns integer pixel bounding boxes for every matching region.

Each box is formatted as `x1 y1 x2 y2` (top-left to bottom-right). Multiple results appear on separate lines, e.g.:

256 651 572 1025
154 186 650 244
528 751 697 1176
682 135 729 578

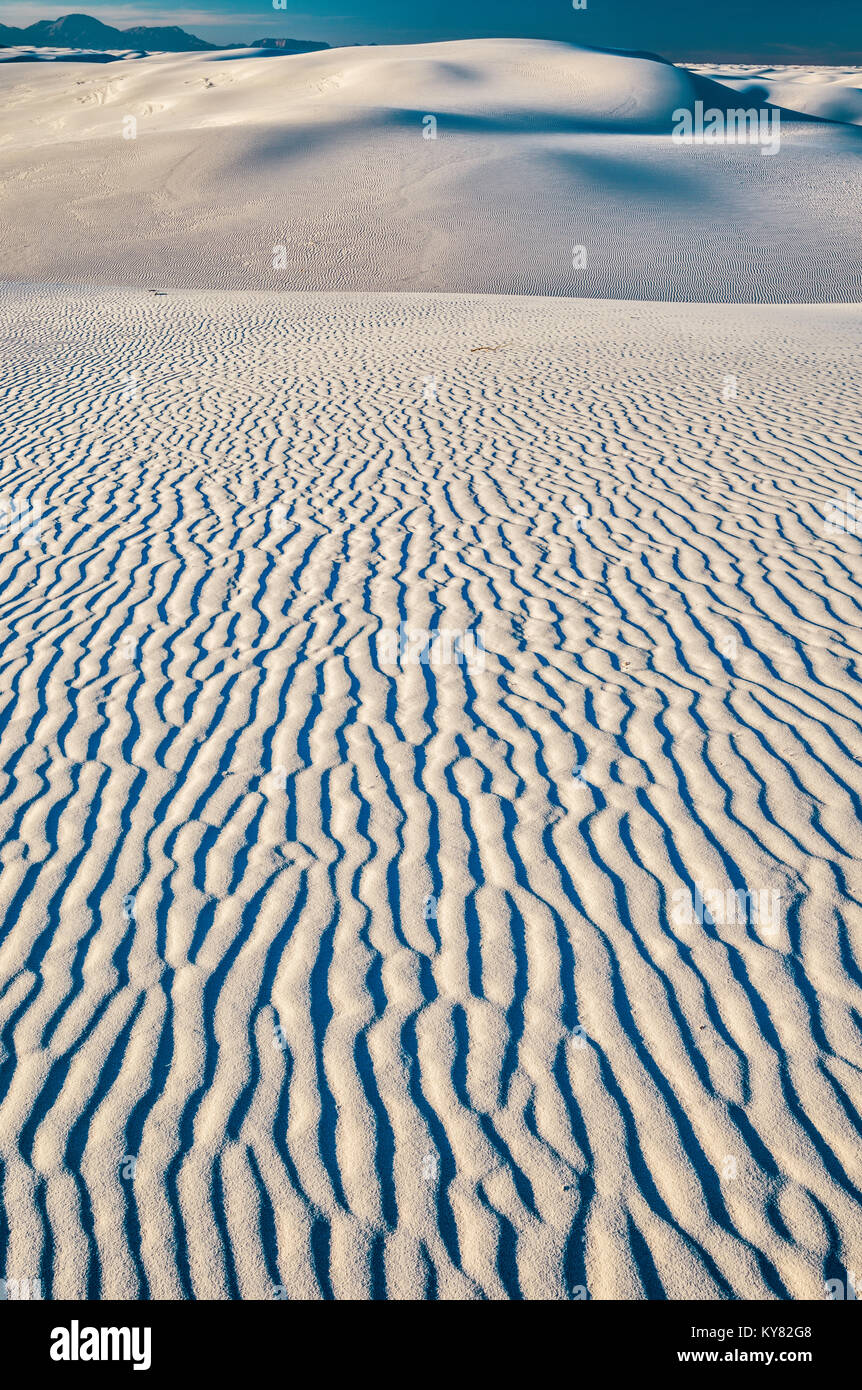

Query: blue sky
3 1 861 61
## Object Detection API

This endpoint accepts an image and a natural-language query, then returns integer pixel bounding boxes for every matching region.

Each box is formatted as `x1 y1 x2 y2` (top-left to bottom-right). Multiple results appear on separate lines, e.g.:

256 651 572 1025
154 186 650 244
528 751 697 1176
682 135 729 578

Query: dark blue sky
5 2 862 61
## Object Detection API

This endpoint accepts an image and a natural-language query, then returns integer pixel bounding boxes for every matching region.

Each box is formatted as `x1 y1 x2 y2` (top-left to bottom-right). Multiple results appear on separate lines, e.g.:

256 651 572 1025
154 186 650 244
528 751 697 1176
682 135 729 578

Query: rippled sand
0 287 859 1298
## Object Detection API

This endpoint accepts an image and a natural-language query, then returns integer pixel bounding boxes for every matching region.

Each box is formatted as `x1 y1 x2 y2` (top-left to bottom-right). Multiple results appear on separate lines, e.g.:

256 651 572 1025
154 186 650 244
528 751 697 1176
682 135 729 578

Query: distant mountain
0 13 216 51
0 23 30 45
0 13 333 54
117 25 216 52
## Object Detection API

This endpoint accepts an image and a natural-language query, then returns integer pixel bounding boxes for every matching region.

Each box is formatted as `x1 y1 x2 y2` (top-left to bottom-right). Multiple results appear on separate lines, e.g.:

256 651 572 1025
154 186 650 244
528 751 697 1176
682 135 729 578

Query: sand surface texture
0 286 860 1298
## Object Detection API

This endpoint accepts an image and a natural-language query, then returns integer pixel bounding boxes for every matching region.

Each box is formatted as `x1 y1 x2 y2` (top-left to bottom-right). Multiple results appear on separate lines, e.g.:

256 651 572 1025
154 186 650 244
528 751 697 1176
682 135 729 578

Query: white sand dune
0 47 149 64
0 40 860 299
688 65 862 127
0 284 860 1299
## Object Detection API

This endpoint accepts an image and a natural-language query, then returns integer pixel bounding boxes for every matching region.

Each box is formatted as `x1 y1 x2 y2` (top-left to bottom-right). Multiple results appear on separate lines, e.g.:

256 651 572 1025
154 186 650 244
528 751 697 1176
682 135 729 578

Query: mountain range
0 12 329 53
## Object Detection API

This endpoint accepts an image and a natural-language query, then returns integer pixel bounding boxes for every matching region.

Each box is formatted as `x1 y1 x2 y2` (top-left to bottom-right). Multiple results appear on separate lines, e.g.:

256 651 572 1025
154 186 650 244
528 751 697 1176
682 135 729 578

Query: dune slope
0 41 860 299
